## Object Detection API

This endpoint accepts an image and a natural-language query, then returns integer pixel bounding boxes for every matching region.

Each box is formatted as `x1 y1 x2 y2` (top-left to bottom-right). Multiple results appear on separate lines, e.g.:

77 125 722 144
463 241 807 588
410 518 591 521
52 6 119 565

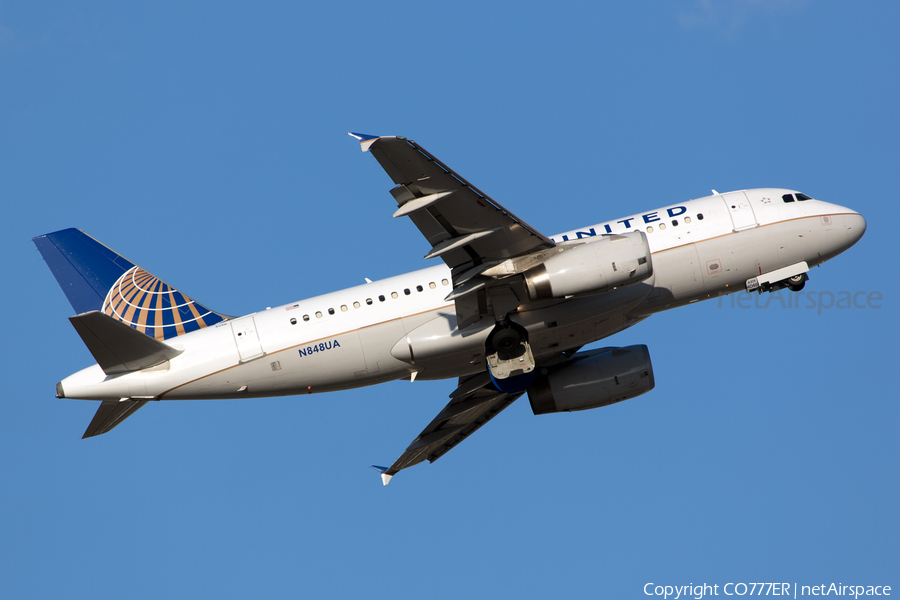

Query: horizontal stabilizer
69 311 183 375
83 399 148 438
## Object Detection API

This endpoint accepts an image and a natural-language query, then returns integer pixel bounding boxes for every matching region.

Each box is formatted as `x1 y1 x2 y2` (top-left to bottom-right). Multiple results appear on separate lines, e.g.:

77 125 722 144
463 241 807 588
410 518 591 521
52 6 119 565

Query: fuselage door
722 191 758 231
230 315 265 363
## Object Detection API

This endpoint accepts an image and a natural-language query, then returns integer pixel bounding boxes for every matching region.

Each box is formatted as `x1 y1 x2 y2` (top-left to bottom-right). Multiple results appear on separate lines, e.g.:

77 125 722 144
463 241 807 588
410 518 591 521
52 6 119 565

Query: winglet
348 132 380 152
370 465 393 486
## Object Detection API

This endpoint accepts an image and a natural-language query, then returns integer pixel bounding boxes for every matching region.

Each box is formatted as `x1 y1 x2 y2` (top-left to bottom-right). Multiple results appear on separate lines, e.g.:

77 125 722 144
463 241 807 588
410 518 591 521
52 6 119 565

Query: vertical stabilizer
33 228 228 341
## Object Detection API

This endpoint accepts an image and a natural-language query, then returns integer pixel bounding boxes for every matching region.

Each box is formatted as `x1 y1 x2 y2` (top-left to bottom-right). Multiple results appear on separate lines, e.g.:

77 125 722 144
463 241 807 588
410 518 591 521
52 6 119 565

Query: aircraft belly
393 285 657 379
392 310 490 379
518 281 655 357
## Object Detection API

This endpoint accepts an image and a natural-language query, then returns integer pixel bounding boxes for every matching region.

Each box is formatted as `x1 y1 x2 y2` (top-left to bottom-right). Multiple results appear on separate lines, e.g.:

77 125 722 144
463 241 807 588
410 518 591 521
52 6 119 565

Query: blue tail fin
33 228 228 341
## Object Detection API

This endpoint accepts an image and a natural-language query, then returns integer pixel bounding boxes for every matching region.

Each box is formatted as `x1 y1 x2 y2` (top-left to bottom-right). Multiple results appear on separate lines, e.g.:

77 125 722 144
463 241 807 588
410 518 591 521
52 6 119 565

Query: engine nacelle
527 345 655 415
523 231 652 300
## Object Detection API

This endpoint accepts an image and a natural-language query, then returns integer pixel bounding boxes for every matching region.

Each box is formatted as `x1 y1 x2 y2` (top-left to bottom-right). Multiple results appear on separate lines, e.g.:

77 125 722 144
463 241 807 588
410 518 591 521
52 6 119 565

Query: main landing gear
485 320 536 393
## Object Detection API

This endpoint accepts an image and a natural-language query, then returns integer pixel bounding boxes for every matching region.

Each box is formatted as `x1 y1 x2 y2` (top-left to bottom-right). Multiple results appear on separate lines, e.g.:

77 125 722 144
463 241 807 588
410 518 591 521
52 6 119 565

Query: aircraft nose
845 213 867 247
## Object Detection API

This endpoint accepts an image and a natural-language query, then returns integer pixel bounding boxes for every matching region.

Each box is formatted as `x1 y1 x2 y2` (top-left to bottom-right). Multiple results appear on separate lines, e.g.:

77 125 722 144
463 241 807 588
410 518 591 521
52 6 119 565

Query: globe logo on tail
102 267 225 340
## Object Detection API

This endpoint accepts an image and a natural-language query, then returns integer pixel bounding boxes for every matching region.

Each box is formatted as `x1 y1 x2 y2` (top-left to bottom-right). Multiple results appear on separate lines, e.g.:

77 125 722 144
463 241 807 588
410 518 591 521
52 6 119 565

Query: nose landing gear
786 274 807 292
485 320 536 393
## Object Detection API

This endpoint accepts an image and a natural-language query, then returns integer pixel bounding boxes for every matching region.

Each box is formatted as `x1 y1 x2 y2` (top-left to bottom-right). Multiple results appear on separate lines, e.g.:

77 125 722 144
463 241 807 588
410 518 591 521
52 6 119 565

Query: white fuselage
59 189 865 402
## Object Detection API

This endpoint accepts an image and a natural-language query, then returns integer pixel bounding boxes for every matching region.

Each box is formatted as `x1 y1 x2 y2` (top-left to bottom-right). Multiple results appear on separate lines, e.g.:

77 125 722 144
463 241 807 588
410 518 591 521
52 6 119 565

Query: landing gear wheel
492 328 522 354
787 274 806 292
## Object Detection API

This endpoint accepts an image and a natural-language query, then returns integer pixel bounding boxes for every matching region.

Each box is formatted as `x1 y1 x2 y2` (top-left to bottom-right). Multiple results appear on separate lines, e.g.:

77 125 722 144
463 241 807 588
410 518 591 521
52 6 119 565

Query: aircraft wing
352 134 556 327
352 134 555 269
372 372 522 485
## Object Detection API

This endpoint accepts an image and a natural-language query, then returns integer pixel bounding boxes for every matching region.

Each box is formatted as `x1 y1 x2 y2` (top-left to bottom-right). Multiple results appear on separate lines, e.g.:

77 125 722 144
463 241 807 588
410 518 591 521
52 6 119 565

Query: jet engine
523 231 652 300
527 345 655 415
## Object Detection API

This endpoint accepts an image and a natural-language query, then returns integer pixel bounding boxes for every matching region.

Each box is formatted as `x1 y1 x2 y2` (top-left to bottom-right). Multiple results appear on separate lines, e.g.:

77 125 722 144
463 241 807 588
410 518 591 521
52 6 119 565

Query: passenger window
353 301 361 309
782 194 795 203
672 220 679 226
391 291 399 299
404 288 411 295
366 298 373 305
290 318 297 325
340 305 348 312
416 285 423 292
646 226 653 233
659 223 667 230
796 193 812 201
429 282 436 289
303 314 310 322
328 308 335 315
697 213 704 220
315 311 323 318
442 279 449 286
378 295 385 302
684 216 691 224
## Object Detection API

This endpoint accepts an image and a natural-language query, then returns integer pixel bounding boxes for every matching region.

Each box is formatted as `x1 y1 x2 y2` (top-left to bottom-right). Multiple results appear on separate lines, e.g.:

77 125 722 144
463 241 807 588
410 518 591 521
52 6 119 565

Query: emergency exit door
231 315 265 363
721 191 758 231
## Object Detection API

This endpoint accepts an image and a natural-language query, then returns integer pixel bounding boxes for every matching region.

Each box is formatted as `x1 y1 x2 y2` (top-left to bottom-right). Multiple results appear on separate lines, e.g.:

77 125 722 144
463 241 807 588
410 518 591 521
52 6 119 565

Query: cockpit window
782 194 795 203
796 193 812 201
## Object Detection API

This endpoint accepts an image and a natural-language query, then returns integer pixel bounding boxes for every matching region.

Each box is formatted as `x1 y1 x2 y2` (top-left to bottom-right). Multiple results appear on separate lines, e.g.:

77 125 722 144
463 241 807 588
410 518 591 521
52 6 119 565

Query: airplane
33 133 866 485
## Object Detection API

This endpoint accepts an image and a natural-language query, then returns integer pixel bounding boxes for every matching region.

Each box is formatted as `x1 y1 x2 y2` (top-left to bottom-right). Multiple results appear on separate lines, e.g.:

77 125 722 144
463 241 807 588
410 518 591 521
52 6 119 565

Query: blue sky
2 2 897 598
